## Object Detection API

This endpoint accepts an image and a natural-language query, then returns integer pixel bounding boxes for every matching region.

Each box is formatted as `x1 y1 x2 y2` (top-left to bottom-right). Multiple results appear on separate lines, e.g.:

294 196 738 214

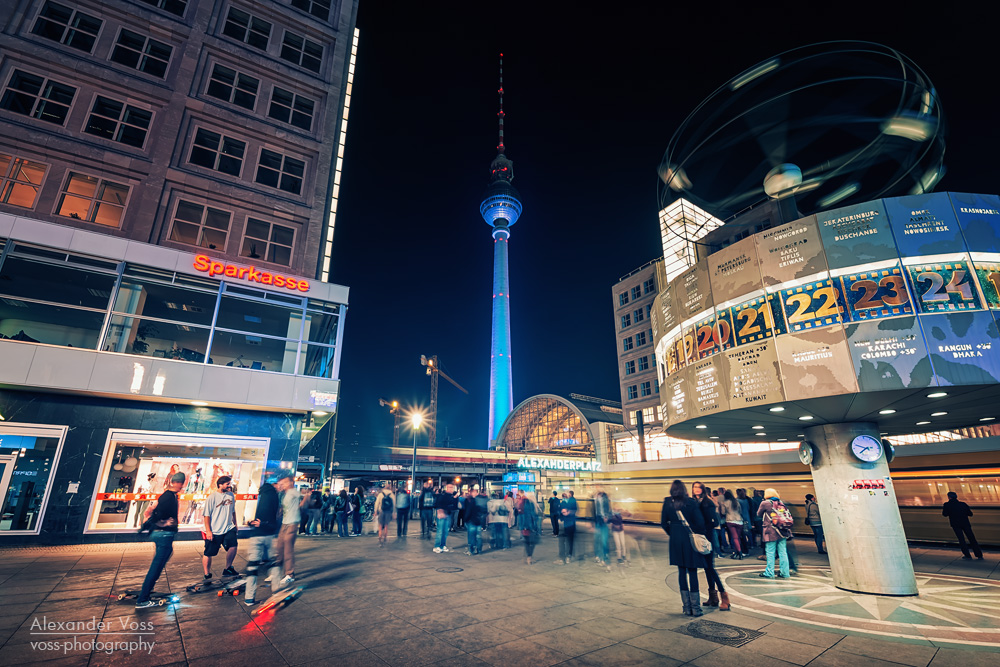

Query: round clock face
798 441 814 465
850 435 883 462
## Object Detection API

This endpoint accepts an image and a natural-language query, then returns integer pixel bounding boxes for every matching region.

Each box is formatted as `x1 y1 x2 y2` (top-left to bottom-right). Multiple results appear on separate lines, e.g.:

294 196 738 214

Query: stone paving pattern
0 523 998 666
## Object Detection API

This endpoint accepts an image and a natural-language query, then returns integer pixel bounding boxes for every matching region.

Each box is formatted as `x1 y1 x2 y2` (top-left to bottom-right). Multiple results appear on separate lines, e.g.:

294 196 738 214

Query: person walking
335 489 350 537
463 486 486 555
556 491 578 564
419 480 435 539
395 483 410 537
519 490 542 564
433 482 458 553
943 491 984 560
805 494 827 554
759 487 792 579
504 491 516 540
201 475 240 580
375 487 393 547
243 481 281 607
547 490 560 536
135 472 184 609
350 487 364 536
722 490 745 560
736 488 752 554
306 486 323 535
322 489 335 534
593 489 612 566
693 481 730 610
713 488 730 554
750 488 764 550
661 479 705 617
610 507 628 564
274 470 299 585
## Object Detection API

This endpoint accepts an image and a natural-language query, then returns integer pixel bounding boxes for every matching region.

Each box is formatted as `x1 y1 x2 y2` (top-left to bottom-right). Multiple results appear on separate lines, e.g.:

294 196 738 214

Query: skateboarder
244 480 282 606
135 471 184 609
274 470 299 584
202 475 240 581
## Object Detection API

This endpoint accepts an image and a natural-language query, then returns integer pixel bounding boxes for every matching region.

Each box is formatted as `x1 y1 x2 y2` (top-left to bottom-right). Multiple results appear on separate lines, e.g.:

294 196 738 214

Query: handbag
676 510 712 555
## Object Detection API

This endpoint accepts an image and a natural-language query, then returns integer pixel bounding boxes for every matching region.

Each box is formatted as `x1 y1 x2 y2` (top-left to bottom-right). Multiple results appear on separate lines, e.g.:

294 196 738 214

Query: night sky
329 2 1000 451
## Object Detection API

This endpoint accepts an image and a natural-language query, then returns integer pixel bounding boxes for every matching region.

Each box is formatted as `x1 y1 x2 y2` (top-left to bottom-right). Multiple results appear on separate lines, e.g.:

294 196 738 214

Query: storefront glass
85 430 268 533
0 423 67 534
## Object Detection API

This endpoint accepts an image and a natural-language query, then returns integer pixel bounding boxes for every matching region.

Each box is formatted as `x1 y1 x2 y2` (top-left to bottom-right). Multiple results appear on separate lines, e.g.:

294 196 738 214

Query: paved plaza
1 524 998 666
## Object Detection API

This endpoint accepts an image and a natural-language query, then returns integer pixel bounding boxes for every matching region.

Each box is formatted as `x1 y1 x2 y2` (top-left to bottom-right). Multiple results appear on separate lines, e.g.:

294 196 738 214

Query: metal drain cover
672 620 764 648
436 567 464 573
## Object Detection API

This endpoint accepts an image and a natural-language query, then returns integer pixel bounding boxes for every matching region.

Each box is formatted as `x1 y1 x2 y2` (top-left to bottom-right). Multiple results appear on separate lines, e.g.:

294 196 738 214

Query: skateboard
186 575 240 594
252 585 304 616
217 577 248 597
116 590 179 606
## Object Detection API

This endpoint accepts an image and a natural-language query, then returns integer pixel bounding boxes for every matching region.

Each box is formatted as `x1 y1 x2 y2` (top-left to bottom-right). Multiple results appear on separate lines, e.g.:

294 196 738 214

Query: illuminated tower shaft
481 54 522 446
489 224 513 443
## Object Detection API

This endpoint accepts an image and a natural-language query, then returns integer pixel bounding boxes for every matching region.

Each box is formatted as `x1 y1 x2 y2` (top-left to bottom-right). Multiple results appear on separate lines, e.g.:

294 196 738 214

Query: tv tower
481 53 522 448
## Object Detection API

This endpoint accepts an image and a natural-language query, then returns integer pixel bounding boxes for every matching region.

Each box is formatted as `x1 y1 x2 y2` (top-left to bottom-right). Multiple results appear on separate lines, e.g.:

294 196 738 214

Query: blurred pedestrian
693 481 729 610
351 486 364 536
135 471 184 609
419 480 436 539
805 494 826 554
519 489 542 564
463 486 487 555
433 482 458 553
759 487 792 578
736 488 752 553
274 470 299 585
505 491 516 540
713 488 729 553
750 488 764 550
593 488 612 566
335 489 350 537
488 491 505 550
610 506 628 564
556 491 577 564
722 490 744 560
943 491 984 560
395 483 410 537
548 490 561 536
661 479 705 617
375 487 393 547
243 481 281 607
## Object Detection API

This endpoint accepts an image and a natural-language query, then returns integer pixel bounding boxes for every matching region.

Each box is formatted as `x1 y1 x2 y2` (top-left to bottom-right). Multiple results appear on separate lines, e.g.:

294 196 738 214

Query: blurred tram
570 438 1000 546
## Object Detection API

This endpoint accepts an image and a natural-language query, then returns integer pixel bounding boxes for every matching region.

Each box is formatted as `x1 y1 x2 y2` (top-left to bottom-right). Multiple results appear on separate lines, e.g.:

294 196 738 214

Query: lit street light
409 410 424 497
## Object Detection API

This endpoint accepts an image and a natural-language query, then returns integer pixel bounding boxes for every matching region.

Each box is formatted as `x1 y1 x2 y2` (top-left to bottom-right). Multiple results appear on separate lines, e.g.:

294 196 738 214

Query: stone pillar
804 422 917 596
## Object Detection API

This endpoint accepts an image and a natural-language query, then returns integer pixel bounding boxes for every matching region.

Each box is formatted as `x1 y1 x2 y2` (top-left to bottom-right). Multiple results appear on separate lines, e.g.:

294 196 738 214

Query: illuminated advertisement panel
816 199 896 270
921 311 1000 385
845 316 934 391
756 216 828 286
723 339 785 409
884 193 968 257
689 355 730 416
708 236 763 305
775 325 859 400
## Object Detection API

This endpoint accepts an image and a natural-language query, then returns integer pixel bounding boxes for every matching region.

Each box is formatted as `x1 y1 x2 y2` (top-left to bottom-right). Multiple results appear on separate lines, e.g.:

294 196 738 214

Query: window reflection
0 432 62 532
113 278 217 326
303 308 337 345
299 343 335 378
0 299 104 347
105 315 209 361
216 294 303 338
210 330 297 373
0 255 115 308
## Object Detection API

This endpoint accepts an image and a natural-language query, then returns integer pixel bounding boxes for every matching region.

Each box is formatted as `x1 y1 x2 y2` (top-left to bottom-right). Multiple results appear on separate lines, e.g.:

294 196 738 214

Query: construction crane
378 398 401 448
420 355 468 447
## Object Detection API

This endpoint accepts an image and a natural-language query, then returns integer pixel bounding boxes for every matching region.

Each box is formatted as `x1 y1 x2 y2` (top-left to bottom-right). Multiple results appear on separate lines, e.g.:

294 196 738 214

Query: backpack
311 492 322 509
496 503 509 516
770 501 794 530
381 494 393 514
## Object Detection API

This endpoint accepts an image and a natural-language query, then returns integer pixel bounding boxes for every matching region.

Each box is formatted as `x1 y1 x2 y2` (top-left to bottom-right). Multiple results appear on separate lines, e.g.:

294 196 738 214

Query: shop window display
0 424 66 533
86 431 266 533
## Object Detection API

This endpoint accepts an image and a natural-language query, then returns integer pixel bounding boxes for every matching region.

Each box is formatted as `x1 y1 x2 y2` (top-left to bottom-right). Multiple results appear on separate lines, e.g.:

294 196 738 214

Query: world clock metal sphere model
658 41 946 222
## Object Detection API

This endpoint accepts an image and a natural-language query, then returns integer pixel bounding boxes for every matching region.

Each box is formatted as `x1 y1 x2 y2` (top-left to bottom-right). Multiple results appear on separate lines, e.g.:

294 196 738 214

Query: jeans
559 524 576 560
421 509 434 537
466 524 482 553
245 535 280 602
523 531 537 558
717 526 728 552
138 530 175 603
435 515 451 549
397 508 410 536
953 524 983 558
811 524 825 552
764 538 789 578
550 513 560 535
677 566 699 593
726 523 743 553
352 511 362 535
593 522 609 563
703 553 725 592
490 523 504 549
337 511 349 537
307 509 322 534
501 523 510 548
612 529 627 560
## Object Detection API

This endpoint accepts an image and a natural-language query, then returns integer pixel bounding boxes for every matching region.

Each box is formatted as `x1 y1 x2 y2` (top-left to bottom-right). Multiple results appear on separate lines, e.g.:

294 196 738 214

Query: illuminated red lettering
248 267 262 282
191 257 309 292
224 265 238 277
193 255 211 272
238 267 249 279
298 280 309 292
209 262 225 277
274 276 285 288
261 272 273 285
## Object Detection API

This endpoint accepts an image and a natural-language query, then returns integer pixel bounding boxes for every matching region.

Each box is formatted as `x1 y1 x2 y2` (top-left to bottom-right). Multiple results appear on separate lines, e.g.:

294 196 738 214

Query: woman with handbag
692 481 731 611
661 479 708 616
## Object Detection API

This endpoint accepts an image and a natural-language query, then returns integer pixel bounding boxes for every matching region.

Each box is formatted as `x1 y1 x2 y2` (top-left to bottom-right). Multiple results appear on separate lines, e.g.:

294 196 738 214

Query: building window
268 87 314 131
640 381 652 397
83 96 152 148
110 29 172 78
206 64 259 110
643 277 655 294
240 218 294 266
0 70 76 126
627 385 638 400
280 31 323 73
646 303 653 319
624 360 635 376
137 0 187 17
634 308 644 323
631 285 641 300
31 1 102 53
622 336 633 352
620 313 631 329
255 149 304 195
635 330 647 346
56 172 129 226
223 8 271 51
168 200 231 250
189 128 246 176
618 291 628 307
638 355 649 371
0 154 47 208
290 0 331 21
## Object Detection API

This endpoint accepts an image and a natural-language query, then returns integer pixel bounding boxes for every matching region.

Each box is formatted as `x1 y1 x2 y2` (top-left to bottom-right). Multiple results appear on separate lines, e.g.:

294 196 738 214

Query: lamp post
409 411 424 497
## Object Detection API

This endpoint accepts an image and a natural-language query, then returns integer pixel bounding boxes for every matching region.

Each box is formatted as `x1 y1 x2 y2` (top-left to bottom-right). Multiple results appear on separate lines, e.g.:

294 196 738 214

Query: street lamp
409 411 424 496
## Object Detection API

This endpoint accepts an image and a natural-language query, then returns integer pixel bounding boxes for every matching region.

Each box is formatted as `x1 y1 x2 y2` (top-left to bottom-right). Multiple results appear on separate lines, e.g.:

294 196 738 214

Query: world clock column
803 422 917 596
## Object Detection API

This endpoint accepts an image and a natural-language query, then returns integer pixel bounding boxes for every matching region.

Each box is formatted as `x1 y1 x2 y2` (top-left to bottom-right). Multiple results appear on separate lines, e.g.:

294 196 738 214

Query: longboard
217 577 248 597
186 575 239 594
252 585 304 616
116 590 179 606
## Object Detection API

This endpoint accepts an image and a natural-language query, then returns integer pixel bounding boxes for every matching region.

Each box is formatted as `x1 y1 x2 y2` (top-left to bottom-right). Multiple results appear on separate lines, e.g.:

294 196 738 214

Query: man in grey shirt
202 475 240 580
275 471 300 585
